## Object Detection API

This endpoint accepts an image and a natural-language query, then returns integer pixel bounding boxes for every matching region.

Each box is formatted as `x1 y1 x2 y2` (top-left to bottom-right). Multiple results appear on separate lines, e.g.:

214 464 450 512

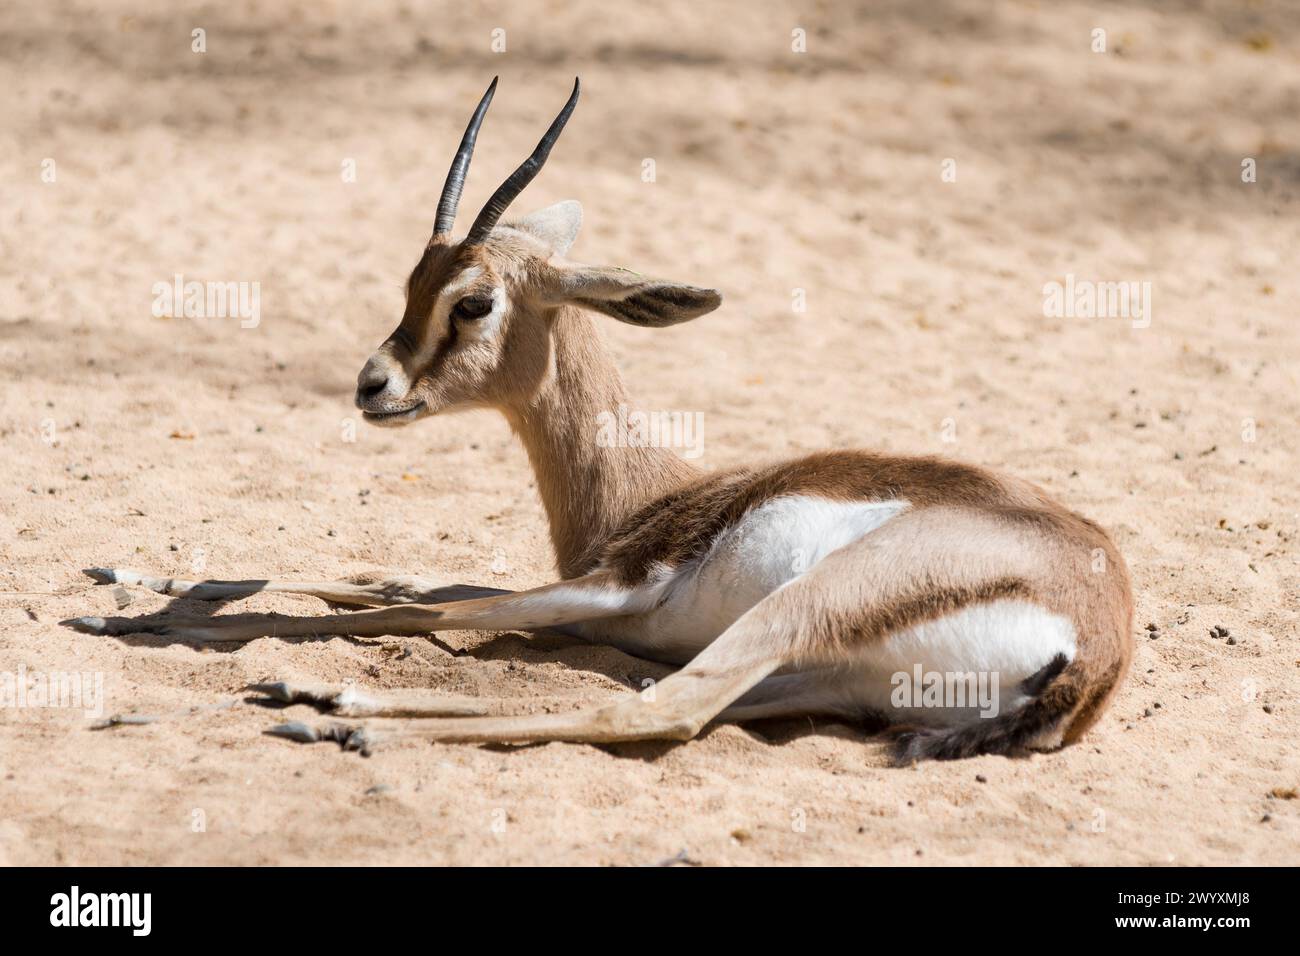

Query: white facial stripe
413 266 482 366
412 266 507 362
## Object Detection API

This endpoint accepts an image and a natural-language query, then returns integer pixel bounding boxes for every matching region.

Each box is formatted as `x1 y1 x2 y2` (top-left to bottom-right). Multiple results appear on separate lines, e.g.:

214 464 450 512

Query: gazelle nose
356 360 392 404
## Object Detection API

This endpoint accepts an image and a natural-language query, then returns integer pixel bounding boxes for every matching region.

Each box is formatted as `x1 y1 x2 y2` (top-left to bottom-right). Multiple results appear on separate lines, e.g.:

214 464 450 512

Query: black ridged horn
464 78 580 244
431 77 498 240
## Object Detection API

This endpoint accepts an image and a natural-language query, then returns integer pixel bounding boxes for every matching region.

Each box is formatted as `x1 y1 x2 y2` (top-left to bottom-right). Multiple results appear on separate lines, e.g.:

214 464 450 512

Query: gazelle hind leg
83 567 509 607
716 671 865 723
266 618 788 750
65 571 650 643
249 680 488 718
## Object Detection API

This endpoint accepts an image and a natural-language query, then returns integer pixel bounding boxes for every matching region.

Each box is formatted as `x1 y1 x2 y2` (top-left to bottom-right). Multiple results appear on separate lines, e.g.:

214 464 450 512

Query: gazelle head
355 77 722 426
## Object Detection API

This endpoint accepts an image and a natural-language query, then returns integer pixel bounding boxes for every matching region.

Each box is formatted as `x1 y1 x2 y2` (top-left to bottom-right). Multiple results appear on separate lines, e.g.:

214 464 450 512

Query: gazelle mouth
362 402 426 424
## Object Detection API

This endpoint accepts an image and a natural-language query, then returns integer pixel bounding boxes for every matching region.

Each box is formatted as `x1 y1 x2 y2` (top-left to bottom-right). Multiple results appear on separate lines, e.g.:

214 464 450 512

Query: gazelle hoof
248 681 296 703
62 616 110 634
267 721 376 755
267 721 322 743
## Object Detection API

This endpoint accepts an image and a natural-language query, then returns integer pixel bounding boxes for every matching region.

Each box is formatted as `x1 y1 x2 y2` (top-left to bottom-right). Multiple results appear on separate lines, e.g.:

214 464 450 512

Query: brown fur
599 450 1045 585
504 307 699 577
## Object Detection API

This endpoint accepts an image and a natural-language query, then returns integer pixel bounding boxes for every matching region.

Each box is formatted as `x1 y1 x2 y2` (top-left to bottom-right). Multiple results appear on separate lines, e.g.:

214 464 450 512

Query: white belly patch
592 495 910 661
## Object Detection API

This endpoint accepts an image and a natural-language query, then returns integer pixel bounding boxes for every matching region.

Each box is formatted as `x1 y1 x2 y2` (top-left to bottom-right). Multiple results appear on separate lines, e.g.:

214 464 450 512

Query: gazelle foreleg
83 567 508 608
65 571 649 644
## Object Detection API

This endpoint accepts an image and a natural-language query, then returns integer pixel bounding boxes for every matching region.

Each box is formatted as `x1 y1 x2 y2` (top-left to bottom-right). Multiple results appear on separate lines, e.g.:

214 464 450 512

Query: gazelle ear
512 200 583 256
542 263 722 327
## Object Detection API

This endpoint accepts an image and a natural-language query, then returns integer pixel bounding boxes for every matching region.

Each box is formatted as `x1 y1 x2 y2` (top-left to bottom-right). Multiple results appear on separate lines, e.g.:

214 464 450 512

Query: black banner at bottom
0 866 1273 940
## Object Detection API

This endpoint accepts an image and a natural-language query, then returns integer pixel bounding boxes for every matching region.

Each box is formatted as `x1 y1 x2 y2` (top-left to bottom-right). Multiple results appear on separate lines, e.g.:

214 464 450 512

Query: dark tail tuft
890 653 1079 764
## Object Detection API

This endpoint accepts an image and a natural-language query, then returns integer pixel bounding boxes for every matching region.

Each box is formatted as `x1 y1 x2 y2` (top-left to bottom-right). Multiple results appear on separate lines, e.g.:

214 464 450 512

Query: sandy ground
1 0 1298 866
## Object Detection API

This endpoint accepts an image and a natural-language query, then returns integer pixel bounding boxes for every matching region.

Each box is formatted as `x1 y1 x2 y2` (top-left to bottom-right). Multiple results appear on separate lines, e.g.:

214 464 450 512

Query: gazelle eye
453 295 494 321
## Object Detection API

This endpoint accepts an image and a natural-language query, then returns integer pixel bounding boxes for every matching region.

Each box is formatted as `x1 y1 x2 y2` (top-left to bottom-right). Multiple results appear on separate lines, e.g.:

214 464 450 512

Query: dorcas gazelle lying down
69 78 1134 762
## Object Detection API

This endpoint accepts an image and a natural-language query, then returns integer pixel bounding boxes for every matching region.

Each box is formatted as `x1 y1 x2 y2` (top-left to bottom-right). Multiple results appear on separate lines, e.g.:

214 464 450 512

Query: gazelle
69 78 1134 762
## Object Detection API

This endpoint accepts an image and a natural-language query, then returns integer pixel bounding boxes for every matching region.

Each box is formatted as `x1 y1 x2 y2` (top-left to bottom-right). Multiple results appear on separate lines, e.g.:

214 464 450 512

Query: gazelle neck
502 307 699 579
